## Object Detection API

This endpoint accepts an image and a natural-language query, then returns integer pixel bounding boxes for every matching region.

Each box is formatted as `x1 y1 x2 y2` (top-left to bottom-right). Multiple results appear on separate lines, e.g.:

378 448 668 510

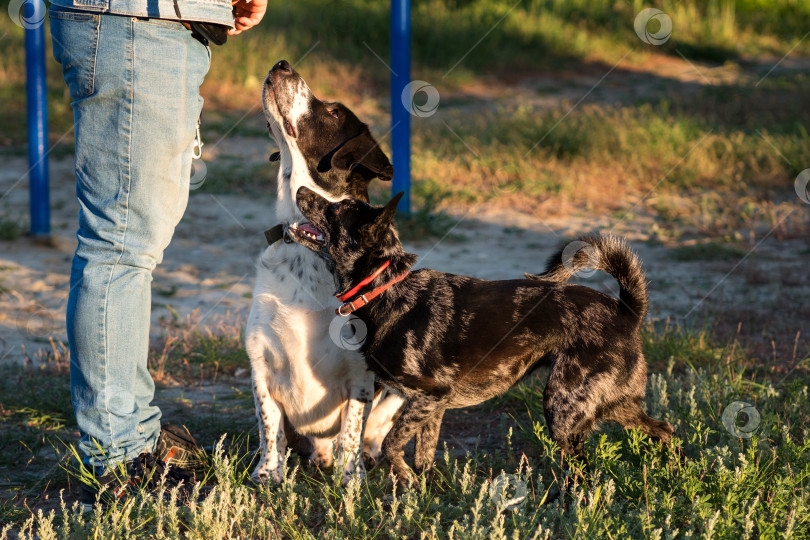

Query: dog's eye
328 109 339 119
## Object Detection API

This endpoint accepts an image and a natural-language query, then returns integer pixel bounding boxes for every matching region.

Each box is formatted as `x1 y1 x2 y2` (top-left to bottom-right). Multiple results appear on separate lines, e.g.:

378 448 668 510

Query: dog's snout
271 60 292 74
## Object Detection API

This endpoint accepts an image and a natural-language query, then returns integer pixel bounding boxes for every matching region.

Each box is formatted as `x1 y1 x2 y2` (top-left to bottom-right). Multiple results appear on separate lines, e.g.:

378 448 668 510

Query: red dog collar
337 260 391 302
336 260 409 316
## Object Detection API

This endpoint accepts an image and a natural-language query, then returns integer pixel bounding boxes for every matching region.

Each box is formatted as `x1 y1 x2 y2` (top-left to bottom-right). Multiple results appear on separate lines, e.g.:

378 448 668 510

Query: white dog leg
251 372 287 483
363 390 406 465
335 374 374 485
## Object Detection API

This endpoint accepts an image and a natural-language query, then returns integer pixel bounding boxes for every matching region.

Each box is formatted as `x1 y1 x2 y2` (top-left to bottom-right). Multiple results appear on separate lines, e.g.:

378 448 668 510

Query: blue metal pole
390 0 411 214
25 0 51 239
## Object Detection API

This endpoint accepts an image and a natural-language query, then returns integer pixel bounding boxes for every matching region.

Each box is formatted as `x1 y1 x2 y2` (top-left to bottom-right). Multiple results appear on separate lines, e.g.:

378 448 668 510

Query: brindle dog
289 187 673 485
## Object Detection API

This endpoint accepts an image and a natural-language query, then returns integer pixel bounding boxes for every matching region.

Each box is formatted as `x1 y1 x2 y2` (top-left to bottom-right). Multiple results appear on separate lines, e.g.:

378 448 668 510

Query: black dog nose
271 60 292 74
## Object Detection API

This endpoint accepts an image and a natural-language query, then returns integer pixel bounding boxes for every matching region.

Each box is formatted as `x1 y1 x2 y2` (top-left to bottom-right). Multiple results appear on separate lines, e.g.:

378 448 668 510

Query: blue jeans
49 6 210 471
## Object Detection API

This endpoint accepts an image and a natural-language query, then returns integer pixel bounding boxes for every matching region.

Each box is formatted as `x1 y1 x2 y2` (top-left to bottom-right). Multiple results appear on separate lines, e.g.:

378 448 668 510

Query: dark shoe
154 423 203 471
79 452 197 511
78 425 203 512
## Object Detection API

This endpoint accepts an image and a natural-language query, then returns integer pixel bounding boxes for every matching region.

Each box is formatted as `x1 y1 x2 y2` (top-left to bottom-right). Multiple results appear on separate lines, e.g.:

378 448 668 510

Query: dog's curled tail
525 233 648 327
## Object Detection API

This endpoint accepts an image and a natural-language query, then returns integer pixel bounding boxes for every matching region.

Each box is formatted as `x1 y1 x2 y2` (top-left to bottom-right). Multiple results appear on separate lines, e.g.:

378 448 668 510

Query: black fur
291 188 673 485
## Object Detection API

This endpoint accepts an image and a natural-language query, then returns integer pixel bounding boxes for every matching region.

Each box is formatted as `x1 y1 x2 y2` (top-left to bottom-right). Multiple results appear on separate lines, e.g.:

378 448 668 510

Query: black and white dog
245 61 404 484
288 187 674 485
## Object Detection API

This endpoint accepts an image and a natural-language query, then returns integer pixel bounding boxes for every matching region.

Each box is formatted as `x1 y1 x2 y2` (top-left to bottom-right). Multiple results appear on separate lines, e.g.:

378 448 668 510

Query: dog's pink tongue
299 223 322 236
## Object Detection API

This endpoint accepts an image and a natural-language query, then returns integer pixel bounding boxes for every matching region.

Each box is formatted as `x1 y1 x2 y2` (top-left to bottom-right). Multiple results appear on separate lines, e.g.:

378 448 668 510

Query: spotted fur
245 61 404 485
291 189 674 485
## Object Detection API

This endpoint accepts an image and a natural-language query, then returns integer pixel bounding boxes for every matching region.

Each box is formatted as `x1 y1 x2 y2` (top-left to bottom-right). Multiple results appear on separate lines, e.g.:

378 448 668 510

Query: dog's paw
309 452 333 469
363 441 383 464
397 471 420 491
390 466 419 491
251 464 284 484
341 467 366 486
362 451 378 471
309 440 335 469
336 452 367 486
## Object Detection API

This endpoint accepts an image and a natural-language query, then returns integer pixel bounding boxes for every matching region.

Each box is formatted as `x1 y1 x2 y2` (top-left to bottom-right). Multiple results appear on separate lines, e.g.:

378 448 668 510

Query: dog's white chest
247 243 367 434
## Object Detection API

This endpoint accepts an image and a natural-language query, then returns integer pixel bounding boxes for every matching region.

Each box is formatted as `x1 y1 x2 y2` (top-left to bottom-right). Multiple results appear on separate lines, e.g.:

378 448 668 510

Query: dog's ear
362 192 403 245
379 192 404 225
331 132 394 181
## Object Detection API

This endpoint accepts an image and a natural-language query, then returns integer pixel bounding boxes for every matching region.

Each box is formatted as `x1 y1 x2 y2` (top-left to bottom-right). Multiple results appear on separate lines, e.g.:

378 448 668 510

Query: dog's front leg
413 409 445 475
335 372 374 485
251 370 287 483
382 395 444 488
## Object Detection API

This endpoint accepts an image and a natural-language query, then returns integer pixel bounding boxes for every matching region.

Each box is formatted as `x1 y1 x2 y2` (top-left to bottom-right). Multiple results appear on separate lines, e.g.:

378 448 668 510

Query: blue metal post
390 0 411 214
25 0 51 238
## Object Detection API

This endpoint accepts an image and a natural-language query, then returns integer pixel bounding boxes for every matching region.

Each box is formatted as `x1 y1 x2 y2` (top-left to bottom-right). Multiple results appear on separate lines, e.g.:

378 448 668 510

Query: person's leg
50 7 210 472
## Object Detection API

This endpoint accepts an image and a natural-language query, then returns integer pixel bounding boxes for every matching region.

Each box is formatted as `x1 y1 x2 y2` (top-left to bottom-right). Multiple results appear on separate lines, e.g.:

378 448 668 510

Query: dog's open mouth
288 223 325 246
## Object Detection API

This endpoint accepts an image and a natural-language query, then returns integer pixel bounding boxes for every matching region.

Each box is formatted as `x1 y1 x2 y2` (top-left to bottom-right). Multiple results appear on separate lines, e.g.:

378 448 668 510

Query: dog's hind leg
542 356 605 495
382 395 444 487
542 361 595 462
544 407 593 493
414 408 445 475
604 355 673 444
335 372 375 485
606 397 674 445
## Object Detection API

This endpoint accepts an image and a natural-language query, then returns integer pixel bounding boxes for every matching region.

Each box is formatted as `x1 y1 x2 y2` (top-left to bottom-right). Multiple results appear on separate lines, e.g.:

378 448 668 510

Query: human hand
229 0 267 35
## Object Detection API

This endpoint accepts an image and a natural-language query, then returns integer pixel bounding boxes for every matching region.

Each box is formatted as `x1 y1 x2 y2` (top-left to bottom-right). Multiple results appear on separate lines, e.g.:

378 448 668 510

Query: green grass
409 84 808 236
150 310 249 384
0 353 74 510
2 0 810 142
1 323 808 537
204 0 810 95
0 212 25 241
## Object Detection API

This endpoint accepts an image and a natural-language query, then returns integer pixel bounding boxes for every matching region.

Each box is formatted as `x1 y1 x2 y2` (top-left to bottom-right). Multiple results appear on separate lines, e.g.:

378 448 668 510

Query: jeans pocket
49 7 101 101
